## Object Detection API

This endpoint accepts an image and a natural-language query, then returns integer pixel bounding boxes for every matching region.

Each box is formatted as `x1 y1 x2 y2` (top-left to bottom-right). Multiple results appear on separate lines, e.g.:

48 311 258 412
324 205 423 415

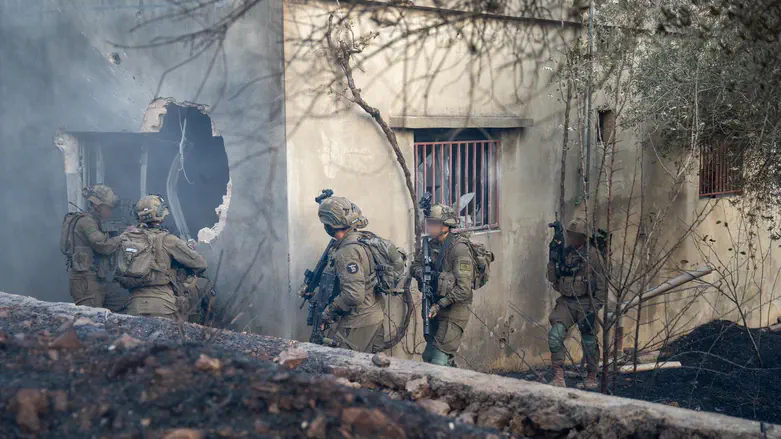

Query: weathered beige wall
283 0 781 372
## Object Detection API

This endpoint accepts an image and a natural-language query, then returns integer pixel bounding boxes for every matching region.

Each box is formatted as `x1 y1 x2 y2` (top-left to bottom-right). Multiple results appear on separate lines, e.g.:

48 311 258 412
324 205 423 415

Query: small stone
195 354 221 372
372 353 391 367
405 377 430 400
334 377 361 389
307 414 327 439
667 401 680 407
115 334 143 350
72 317 96 327
22 320 33 328
341 408 406 439
50 330 83 350
13 388 49 433
387 391 402 400
51 390 68 411
141 418 151 427
155 367 176 379
456 412 476 424
268 403 280 414
478 405 512 430
255 420 270 433
163 429 204 439
417 399 450 416
277 348 308 369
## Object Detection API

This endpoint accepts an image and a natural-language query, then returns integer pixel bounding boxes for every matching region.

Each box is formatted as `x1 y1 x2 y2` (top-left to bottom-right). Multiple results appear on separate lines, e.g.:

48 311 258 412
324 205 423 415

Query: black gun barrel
422 237 432 337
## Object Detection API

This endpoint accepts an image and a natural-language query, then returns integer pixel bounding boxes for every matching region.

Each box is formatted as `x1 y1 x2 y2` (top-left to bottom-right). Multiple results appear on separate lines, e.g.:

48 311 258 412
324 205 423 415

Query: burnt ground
0 307 507 439
611 320 781 425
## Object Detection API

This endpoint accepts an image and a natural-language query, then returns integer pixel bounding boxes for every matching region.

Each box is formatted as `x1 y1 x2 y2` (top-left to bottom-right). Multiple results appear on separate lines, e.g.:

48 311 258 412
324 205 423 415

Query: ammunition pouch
71 246 94 273
558 275 588 297
437 272 456 298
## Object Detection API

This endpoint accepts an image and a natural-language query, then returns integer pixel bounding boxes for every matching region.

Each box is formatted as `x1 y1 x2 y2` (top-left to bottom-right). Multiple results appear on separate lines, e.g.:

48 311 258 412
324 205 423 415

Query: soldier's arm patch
458 261 472 273
346 262 359 274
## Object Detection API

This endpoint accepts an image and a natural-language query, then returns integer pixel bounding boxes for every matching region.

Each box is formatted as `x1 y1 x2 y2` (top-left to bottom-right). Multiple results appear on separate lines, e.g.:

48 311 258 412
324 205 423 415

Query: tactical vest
115 228 173 289
557 246 598 298
60 212 112 278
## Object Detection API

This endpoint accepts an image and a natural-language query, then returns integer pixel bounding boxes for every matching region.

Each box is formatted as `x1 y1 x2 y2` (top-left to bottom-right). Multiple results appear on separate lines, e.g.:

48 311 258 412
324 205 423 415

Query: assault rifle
301 189 339 345
418 192 434 337
548 216 567 277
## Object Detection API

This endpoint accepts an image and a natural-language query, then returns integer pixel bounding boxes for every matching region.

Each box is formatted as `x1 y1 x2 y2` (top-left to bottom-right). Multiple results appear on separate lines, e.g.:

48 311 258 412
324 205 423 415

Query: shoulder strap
340 240 375 273
433 234 454 272
66 213 88 254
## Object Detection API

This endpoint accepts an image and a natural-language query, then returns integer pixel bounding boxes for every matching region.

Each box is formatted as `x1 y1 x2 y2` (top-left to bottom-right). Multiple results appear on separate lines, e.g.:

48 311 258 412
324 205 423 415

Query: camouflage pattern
135 195 169 224
322 230 384 353
67 211 121 307
318 196 368 230
83 184 119 208
546 243 606 371
124 225 207 319
426 203 459 228
411 233 475 356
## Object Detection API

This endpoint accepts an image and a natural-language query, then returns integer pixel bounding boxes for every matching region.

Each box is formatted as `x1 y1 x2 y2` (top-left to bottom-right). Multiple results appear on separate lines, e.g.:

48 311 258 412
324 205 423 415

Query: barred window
414 130 499 231
699 144 743 198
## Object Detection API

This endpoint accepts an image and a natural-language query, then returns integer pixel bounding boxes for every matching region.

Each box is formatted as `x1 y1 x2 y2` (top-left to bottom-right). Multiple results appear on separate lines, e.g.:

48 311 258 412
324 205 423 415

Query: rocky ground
612 320 781 425
0 293 774 439
0 306 505 438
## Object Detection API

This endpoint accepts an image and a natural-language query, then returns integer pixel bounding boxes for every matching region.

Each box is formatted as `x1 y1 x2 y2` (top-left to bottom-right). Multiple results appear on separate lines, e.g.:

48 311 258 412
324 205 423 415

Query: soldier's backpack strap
433 233 454 273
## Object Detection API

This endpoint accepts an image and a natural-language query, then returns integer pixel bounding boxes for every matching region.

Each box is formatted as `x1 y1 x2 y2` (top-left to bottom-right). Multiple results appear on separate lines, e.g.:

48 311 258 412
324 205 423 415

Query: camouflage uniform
411 204 475 366
62 185 121 309
319 197 384 353
119 195 207 319
546 217 606 388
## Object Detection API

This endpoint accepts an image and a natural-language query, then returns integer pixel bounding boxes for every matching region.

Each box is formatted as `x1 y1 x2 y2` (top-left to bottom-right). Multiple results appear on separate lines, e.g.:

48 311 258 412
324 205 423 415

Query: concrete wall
0 1 291 336
283 0 781 371
283 0 579 368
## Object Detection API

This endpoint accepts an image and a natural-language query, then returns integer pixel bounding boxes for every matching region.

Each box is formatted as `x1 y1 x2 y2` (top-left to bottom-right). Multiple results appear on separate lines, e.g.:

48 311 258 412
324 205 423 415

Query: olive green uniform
546 245 606 371
325 230 385 353
123 226 207 319
67 212 121 308
411 233 475 365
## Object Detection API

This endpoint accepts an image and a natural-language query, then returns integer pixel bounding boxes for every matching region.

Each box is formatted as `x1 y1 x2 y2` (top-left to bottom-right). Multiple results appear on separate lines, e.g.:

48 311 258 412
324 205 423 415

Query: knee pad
548 323 568 353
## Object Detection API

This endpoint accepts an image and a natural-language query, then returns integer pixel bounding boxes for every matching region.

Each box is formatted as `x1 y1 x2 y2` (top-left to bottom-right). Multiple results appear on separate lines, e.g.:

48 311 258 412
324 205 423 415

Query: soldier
60 185 123 308
546 217 606 389
116 195 207 320
411 204 475 366
317 196 385 353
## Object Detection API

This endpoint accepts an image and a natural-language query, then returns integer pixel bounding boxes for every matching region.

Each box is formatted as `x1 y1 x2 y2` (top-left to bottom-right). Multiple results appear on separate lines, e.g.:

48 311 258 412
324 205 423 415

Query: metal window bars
414 140 499 231
699 143 743 198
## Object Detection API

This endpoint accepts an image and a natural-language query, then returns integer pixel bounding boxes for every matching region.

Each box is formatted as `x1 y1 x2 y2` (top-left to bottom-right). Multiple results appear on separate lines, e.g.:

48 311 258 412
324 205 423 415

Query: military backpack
351 231 408 295
60 212 87 259
115 229 169 289
459 235 495 290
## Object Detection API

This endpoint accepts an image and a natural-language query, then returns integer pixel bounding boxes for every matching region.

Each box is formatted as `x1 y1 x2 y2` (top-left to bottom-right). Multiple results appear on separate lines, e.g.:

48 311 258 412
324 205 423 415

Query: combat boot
580 370 598 390
550 365 566 387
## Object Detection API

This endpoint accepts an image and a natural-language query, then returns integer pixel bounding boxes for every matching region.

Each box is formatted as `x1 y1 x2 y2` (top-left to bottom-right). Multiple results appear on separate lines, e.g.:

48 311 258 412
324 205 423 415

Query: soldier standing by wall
411 204 475 366
60 185 123 309
115 195 207 320
546 217 606 389
316 196 385 353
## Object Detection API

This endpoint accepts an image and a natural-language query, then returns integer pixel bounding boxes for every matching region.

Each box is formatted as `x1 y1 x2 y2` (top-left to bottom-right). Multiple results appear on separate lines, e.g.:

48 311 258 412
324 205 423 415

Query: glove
428 303 440 319
320 304 337 327
298 284 316 299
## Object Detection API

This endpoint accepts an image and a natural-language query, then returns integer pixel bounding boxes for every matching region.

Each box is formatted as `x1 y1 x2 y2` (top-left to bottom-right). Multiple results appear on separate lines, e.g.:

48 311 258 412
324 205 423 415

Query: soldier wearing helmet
410 203 475 366
118 195 207 319
315 196 384 353
546 217 606 389
60 184 124 308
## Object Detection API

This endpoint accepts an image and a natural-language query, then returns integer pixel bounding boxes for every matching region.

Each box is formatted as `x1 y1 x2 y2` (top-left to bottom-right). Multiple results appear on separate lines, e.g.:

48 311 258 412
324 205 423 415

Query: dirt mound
614 320 781 424
0 318 503 438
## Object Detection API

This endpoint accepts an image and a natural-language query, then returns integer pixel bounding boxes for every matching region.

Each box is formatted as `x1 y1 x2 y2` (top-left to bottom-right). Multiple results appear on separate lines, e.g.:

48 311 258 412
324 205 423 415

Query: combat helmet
136 195 169 223
566 217 588 236
318 196 368 230
82 184 118 208
426 203 459 228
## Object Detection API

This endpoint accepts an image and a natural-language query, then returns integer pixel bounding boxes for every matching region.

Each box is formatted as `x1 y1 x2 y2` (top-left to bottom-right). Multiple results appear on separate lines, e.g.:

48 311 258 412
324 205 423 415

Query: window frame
698 143 744 198
413 139 500 232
